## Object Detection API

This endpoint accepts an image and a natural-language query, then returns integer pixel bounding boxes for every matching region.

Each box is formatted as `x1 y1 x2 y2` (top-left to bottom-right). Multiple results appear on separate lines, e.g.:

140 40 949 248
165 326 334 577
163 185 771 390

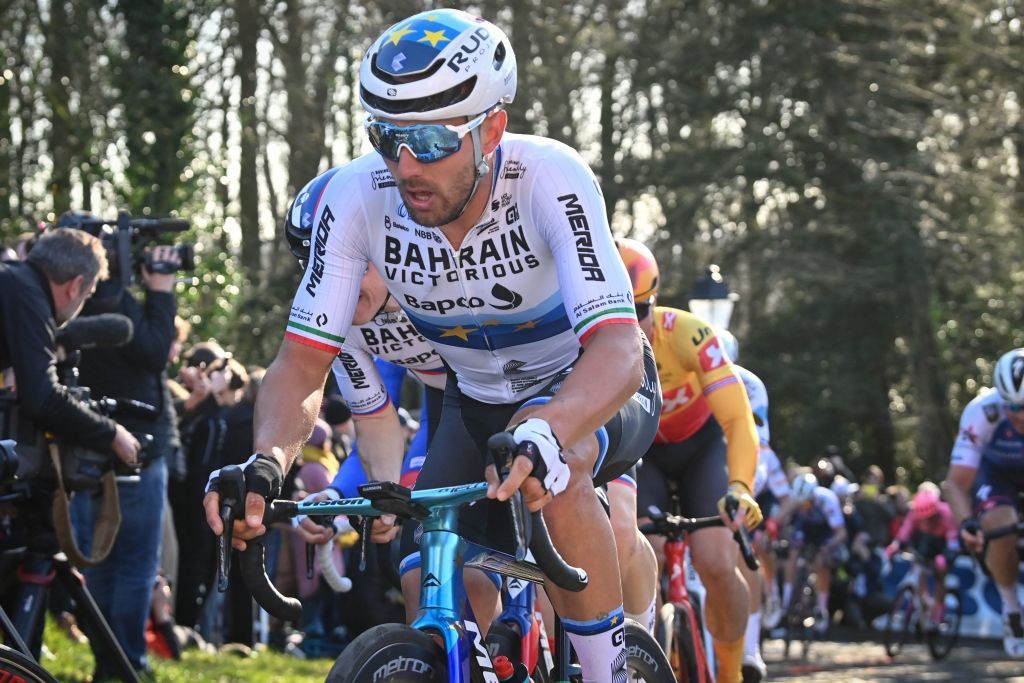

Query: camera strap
47 439 120 568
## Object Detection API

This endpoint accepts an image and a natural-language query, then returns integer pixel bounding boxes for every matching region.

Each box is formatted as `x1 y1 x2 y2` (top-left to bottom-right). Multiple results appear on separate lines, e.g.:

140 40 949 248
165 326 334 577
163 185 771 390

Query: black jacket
0 261 117 450
77 280 180 452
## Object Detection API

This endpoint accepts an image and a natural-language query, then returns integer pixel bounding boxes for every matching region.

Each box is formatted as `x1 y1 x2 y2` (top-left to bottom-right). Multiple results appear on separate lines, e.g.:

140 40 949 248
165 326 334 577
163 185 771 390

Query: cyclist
943 347 1024 657
885 482 958 629
282 182 442 538
617 239 762 683
733 358 791 682
781 471 847 635
204 9 662 680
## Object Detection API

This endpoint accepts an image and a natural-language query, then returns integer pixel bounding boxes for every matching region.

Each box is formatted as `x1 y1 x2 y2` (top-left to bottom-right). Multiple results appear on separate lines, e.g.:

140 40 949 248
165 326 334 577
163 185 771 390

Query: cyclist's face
380 113 504 228
1006 405 1024 433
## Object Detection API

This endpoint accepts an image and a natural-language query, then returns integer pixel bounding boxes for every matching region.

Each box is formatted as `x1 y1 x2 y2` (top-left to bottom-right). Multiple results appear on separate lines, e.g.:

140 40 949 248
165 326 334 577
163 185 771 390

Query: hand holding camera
141 245 181 293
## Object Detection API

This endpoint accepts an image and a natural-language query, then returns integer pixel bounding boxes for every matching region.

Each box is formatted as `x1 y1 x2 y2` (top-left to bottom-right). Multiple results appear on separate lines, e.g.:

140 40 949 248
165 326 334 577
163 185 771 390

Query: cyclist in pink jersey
885 483 959 627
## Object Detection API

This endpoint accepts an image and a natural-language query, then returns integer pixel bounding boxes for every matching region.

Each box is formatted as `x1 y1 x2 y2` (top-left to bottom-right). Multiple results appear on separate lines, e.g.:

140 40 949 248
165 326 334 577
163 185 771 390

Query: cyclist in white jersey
943 348 1024 657
731 351 790 681
204 9 661 680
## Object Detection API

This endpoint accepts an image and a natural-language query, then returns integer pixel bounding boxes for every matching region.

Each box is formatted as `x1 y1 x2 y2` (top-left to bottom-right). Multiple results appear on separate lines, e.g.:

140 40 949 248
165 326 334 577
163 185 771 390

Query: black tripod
0 483 141 683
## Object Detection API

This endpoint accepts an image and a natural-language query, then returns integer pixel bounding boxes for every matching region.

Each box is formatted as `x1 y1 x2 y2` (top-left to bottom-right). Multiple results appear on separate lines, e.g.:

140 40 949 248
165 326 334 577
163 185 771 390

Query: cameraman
70 238 181 680
0 227 140 463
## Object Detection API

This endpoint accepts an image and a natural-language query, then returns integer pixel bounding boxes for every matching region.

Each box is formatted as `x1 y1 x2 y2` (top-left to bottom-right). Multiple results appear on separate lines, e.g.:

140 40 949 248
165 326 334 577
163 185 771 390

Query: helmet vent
361 76 478 116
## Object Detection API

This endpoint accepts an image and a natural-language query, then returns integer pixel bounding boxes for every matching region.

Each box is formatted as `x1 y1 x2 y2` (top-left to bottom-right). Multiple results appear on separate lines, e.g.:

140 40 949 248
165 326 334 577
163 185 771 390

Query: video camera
0 313 155 494
57 210 194 287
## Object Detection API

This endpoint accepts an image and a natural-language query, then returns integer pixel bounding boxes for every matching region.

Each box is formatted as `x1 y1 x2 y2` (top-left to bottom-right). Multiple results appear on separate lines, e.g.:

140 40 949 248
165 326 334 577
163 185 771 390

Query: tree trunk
44 0 73 214
235 0 262 279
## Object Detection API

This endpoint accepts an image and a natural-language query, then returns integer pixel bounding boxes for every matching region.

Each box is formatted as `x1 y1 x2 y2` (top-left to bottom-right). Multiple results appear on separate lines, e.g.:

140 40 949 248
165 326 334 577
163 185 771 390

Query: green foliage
41 616 331 682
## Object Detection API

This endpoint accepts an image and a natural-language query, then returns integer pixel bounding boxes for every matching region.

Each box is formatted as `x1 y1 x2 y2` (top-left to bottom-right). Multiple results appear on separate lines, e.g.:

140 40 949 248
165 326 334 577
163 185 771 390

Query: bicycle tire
657 602 712 683
0 645 58 683
883 586 915 658
623 618 675 683
326 624 447 682
927 587 962 661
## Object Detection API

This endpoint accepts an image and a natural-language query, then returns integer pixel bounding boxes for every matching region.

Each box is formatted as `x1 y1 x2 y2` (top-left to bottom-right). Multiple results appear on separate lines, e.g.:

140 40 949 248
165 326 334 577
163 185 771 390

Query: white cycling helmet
792 472 818 502
359 9 517 121
717 328 739 363
994 348 1024 404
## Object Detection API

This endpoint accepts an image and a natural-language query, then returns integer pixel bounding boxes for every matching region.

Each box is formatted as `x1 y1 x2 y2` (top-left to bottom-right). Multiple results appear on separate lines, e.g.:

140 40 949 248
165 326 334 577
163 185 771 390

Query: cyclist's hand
295 489 341 545
959 518 984 554
486 418 569 512
717 481 762 530
203 452 284 551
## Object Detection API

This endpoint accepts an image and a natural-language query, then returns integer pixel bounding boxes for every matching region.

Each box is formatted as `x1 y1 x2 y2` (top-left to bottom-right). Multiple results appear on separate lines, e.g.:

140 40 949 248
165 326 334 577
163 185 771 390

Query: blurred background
0 0 1020 483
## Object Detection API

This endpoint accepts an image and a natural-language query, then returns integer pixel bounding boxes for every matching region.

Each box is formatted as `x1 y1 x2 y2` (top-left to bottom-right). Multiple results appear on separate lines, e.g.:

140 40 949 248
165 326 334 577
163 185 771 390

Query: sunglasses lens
1009 403 1024 412
367 123 462 163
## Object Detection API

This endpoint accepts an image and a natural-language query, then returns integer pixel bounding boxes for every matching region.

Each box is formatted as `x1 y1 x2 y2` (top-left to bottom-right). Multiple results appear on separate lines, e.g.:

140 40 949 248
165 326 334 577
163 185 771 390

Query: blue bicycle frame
296 482 546 681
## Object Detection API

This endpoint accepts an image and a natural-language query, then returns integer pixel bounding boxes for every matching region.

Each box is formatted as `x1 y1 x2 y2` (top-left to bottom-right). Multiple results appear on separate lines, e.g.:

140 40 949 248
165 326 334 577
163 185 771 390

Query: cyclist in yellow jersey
618 239 762 683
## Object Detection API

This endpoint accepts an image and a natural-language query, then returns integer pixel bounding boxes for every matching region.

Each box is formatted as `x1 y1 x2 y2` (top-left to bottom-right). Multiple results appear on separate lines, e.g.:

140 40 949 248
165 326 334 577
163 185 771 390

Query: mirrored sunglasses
364 113 487 164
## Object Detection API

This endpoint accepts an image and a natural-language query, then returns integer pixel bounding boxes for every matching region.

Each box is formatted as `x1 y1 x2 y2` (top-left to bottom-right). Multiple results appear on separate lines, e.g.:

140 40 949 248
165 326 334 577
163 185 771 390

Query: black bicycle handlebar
640 499 760 571
724 494 761 571
217 431 588 622
486 431 588 592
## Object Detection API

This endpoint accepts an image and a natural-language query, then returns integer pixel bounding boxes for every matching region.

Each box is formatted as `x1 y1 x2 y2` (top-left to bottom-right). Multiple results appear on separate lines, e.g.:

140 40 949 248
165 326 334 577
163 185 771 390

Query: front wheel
0 645 58 683
926 588 962 661
624 618 676 683
883 586 916 658
327 624 447 682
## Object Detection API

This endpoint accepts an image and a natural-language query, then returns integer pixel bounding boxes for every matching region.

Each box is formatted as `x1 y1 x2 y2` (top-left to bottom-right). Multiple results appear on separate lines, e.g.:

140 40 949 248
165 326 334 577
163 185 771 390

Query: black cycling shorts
636 416 728 520
974 459 1024 517
401 338 661 556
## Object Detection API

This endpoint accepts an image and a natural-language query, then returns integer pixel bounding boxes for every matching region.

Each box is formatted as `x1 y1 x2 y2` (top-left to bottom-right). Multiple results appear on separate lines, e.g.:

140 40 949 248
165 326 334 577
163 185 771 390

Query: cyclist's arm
892 510 914 545
529 143 644 447
703 368 759 491
943 465 977 523
253 338 336 474
533 323 644 448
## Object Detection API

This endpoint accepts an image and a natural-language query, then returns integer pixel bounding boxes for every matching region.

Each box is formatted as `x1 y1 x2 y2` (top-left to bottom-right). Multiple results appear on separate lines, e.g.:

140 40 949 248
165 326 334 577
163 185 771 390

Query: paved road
761 633 1023 682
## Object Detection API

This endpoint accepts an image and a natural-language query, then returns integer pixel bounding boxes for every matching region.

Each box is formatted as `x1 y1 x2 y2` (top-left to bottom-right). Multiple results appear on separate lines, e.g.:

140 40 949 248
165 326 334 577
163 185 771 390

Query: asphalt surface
761 630 1023 682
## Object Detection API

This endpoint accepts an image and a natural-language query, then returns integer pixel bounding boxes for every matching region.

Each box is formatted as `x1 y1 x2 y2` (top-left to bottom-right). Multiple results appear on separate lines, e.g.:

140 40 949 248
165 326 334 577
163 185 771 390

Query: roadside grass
39 618 333 682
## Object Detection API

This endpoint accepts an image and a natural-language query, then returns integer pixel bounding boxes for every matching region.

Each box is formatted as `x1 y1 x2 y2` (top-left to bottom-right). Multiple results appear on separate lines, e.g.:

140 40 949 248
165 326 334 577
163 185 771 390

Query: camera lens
0 440 20 482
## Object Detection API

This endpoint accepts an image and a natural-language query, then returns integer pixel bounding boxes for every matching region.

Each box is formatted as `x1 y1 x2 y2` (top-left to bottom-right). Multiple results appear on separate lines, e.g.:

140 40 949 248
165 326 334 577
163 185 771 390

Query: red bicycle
641 499 759 683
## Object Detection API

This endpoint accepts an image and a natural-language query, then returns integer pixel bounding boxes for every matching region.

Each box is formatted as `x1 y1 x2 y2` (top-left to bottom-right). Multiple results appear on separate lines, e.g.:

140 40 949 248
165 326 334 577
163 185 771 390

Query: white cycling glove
512 418 570 496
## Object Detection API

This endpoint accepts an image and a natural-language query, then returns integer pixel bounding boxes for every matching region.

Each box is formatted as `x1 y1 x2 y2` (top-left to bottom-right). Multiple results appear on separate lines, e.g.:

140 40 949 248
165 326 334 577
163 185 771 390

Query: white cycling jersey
796 486 845 530
753 446 790 500
950 388 1024 471
331 309 446 415
735 365 770 445
287 134 637 404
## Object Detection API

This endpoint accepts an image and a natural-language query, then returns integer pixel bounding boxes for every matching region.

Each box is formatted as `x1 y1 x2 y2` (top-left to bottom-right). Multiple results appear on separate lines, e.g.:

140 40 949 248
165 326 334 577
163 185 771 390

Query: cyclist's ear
481 110 507 155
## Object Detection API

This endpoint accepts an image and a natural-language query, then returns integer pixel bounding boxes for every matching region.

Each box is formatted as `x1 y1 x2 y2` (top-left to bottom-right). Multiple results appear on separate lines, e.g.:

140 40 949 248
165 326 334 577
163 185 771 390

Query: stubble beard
400 163 477 228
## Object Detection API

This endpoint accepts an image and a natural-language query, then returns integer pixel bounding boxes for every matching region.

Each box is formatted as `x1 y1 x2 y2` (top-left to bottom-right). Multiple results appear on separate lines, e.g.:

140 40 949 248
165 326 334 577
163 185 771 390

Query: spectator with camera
68 229 182 680
0 228 140 660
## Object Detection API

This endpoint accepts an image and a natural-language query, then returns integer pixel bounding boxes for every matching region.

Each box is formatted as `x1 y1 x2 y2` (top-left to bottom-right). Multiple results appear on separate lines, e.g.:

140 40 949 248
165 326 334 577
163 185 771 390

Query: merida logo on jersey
305 205 335 298
338 352 370 389
557 194 604 282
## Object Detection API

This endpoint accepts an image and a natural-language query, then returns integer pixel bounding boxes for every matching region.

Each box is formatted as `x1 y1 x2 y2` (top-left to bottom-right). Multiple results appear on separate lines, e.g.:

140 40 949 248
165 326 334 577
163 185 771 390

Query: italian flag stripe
287 321 344 343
